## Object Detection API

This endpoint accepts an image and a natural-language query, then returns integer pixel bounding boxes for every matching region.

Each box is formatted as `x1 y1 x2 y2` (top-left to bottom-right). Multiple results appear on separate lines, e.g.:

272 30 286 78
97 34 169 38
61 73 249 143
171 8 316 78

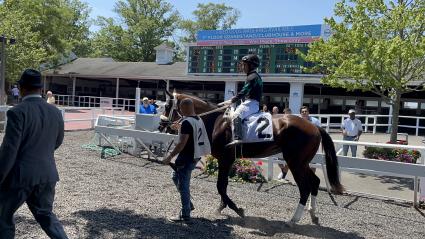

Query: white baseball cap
348 109 356 114
142 97 149 101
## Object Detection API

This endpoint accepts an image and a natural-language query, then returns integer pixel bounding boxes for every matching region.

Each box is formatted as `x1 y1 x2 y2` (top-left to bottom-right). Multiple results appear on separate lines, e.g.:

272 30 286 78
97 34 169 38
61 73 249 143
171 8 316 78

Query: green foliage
306 0 425 142
179 3 240 43
205 155 266 183
0 0 91 82
91 0 179 62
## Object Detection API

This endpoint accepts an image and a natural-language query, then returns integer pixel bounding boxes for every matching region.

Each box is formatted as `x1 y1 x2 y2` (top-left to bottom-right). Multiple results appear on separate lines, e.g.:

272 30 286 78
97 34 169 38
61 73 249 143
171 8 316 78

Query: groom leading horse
161 54 343 226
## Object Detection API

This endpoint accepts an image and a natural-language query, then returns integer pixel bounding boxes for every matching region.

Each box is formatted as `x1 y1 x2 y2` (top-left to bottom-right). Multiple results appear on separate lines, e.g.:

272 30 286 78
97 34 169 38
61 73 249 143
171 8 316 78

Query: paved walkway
268 133 425 202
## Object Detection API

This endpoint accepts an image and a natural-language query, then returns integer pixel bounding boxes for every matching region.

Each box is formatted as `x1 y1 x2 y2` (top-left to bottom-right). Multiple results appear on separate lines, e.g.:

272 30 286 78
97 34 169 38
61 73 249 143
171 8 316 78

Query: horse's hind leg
287 164 312 226
308 169 320 224
216 158 245 217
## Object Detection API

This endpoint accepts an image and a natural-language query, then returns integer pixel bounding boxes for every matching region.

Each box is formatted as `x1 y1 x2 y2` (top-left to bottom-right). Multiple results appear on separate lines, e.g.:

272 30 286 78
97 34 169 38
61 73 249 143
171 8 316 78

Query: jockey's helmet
242 54 260 68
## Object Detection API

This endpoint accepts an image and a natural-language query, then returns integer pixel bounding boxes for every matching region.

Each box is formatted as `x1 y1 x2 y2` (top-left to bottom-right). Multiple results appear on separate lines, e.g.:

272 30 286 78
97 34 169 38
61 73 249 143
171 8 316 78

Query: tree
306 0 425 143
91 0 179 62
0 6 47 82
179 3 240 43
0 0 92 82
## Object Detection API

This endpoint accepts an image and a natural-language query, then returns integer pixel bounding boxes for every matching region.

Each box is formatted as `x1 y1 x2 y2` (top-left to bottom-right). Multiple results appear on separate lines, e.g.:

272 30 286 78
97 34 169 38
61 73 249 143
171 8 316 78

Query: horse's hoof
311 215 319 225
285 220 296 228
236 208 245 218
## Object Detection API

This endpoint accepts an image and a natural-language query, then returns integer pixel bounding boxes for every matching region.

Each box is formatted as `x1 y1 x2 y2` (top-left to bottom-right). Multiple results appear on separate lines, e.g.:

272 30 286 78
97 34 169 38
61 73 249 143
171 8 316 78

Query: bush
204 155 266 183
363 146 421 164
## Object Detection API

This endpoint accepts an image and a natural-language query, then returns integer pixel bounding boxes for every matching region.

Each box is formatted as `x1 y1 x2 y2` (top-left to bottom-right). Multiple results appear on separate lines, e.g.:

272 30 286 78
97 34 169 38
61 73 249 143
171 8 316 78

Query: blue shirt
139 104 157 114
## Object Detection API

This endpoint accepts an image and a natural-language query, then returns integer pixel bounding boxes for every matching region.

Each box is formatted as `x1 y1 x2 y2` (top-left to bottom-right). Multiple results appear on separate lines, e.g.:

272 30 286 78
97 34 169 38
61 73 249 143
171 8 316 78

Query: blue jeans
343 135 357 157
172 159 197 218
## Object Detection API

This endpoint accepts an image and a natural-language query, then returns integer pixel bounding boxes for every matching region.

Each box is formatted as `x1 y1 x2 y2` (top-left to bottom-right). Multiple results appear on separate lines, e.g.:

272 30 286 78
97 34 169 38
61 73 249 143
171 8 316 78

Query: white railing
254 140 425 206
55 95 136 111
310 114 425 136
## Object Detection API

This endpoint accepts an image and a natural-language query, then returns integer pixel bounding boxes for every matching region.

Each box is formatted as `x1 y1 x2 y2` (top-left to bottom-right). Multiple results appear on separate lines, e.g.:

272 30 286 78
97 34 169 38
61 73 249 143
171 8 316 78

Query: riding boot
226 117 243 147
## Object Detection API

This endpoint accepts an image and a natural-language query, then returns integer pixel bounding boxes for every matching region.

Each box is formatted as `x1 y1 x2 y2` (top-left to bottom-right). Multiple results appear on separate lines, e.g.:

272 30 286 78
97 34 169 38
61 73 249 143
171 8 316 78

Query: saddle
226 108 274 143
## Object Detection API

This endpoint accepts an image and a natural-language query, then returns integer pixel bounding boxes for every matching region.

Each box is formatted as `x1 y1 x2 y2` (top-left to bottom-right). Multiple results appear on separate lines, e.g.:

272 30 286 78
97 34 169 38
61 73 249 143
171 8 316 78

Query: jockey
227 54 263 146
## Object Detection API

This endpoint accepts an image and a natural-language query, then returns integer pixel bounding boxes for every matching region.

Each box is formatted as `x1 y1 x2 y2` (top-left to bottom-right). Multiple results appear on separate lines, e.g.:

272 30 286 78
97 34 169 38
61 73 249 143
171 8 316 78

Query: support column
72 77 76 106
289 82 304 114
135 87 141 114
115 78 120 99
166 80 170 92
224 81 238 100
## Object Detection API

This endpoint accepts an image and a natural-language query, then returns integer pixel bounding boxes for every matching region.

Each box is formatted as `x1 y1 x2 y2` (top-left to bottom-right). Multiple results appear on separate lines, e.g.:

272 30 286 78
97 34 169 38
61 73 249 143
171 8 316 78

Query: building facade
43 24 425 117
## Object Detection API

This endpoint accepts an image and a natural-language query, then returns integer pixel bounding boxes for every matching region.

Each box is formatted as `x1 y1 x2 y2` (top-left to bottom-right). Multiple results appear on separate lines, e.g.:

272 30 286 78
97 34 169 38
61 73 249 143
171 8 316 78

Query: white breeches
232 99 259 120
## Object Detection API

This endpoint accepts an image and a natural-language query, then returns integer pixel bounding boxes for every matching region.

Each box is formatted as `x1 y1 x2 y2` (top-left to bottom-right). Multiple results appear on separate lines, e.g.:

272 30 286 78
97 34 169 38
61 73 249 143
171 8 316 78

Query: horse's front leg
216 157 245 217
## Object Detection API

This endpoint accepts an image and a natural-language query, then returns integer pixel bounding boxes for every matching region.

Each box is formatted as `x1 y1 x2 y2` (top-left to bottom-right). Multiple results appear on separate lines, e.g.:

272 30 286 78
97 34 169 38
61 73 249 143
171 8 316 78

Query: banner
196 24 329 46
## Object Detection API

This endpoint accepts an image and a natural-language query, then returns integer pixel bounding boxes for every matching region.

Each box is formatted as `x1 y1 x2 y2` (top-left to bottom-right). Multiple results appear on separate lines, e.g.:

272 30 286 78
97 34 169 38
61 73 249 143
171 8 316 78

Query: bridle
161 93 229 133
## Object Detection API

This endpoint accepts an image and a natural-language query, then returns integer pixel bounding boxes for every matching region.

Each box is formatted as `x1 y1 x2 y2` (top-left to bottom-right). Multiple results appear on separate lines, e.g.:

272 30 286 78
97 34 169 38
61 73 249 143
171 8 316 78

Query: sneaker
277 172 287 180
168 215 191 223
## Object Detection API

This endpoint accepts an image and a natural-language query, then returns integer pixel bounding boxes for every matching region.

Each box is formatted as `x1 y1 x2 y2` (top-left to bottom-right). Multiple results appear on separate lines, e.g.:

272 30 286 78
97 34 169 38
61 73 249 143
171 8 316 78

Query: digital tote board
188 24 331 74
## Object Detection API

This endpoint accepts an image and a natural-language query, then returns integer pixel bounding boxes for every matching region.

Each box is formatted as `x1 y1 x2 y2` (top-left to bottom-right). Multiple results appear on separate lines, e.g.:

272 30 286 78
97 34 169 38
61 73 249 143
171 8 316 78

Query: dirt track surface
9 131 425 239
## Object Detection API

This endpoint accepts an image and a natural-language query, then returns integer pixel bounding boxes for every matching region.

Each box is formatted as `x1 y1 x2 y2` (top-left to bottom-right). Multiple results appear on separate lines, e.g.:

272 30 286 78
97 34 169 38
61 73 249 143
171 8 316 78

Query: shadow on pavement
353 173 413 191
73 208 234 239
220 216 365 239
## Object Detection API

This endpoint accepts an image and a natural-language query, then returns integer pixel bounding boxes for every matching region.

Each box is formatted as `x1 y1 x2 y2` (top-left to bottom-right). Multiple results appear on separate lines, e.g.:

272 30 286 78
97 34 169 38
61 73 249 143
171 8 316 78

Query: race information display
188 24 330 74
188 43 312 74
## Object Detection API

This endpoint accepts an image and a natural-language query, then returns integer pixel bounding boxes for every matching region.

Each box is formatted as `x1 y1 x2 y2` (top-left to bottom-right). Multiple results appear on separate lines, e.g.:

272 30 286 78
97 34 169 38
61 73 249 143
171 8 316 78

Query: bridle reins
163 95 229 131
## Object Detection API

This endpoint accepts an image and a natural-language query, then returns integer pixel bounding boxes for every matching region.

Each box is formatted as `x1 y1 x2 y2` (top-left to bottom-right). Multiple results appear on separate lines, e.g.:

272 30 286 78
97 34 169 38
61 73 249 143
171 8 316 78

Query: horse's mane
177 93 218 109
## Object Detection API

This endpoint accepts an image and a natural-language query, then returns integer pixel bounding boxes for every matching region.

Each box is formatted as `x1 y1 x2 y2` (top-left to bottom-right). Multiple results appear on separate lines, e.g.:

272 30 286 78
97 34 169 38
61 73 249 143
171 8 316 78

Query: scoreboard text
188 43 314 74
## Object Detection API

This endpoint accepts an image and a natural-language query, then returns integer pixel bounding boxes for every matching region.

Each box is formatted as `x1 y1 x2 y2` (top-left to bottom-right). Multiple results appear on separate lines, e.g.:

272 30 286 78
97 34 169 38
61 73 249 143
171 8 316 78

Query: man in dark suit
0 69 68 238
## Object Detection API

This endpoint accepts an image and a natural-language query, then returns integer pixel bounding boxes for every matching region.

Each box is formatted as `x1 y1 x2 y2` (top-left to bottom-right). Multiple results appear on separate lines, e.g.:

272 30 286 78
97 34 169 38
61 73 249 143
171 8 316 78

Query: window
303 98 311 104
381 101 390 107
366 101 379 107
331 99 343 106
313 98 321 104
403 102 418 109
271 96 282 103
345 99 356 106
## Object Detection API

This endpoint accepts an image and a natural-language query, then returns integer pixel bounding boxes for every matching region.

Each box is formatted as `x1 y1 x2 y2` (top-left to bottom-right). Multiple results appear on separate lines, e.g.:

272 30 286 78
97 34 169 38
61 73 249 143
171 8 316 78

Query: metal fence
255 140 425 206
55 95 136 112
311 114 425 136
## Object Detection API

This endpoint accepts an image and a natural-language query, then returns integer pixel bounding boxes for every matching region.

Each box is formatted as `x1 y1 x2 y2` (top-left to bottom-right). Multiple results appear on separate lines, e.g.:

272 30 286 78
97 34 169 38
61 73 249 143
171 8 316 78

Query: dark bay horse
161 91 343 225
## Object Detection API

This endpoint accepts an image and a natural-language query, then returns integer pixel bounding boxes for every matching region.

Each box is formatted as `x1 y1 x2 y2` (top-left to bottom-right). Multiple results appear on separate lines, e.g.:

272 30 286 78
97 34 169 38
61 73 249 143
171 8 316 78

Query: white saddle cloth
242 112 274 143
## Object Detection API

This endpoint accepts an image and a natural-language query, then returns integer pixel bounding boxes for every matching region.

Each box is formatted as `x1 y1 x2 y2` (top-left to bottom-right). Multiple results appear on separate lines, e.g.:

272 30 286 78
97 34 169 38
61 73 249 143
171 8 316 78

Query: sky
85 0 339 32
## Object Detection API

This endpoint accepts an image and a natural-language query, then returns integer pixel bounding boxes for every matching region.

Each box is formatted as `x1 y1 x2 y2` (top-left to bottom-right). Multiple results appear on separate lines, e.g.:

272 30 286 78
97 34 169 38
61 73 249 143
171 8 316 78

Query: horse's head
158 90 218 133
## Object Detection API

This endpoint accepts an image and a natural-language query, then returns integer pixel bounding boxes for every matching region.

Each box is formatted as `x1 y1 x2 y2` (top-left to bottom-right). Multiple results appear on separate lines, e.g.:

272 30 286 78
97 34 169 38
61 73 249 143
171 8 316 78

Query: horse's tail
318 127 344 194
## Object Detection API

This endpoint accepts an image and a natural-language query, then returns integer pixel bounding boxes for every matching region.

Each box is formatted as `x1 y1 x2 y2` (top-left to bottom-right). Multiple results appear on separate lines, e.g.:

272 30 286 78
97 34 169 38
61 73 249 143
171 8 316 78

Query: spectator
300 106 321 127
46 91 55 105
342 109 363 157
283 108 292 114
139 97 157 114
163 99 210 223
262 104 268 113
272 106 279 115
0 69 68 238
11 85 19 104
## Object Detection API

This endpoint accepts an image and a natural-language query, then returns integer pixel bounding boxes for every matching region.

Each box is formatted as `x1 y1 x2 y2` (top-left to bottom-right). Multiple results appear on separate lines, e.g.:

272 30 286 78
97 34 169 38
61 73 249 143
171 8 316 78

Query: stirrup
226 139 243 147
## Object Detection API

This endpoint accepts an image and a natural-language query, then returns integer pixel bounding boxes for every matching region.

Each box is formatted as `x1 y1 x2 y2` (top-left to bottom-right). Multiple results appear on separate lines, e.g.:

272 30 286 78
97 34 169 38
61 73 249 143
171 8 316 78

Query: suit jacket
0 96 64 189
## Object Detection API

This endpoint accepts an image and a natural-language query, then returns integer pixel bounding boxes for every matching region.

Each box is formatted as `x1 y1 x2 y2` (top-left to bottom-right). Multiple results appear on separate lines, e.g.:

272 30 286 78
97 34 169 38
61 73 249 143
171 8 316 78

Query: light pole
0 35 16 105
